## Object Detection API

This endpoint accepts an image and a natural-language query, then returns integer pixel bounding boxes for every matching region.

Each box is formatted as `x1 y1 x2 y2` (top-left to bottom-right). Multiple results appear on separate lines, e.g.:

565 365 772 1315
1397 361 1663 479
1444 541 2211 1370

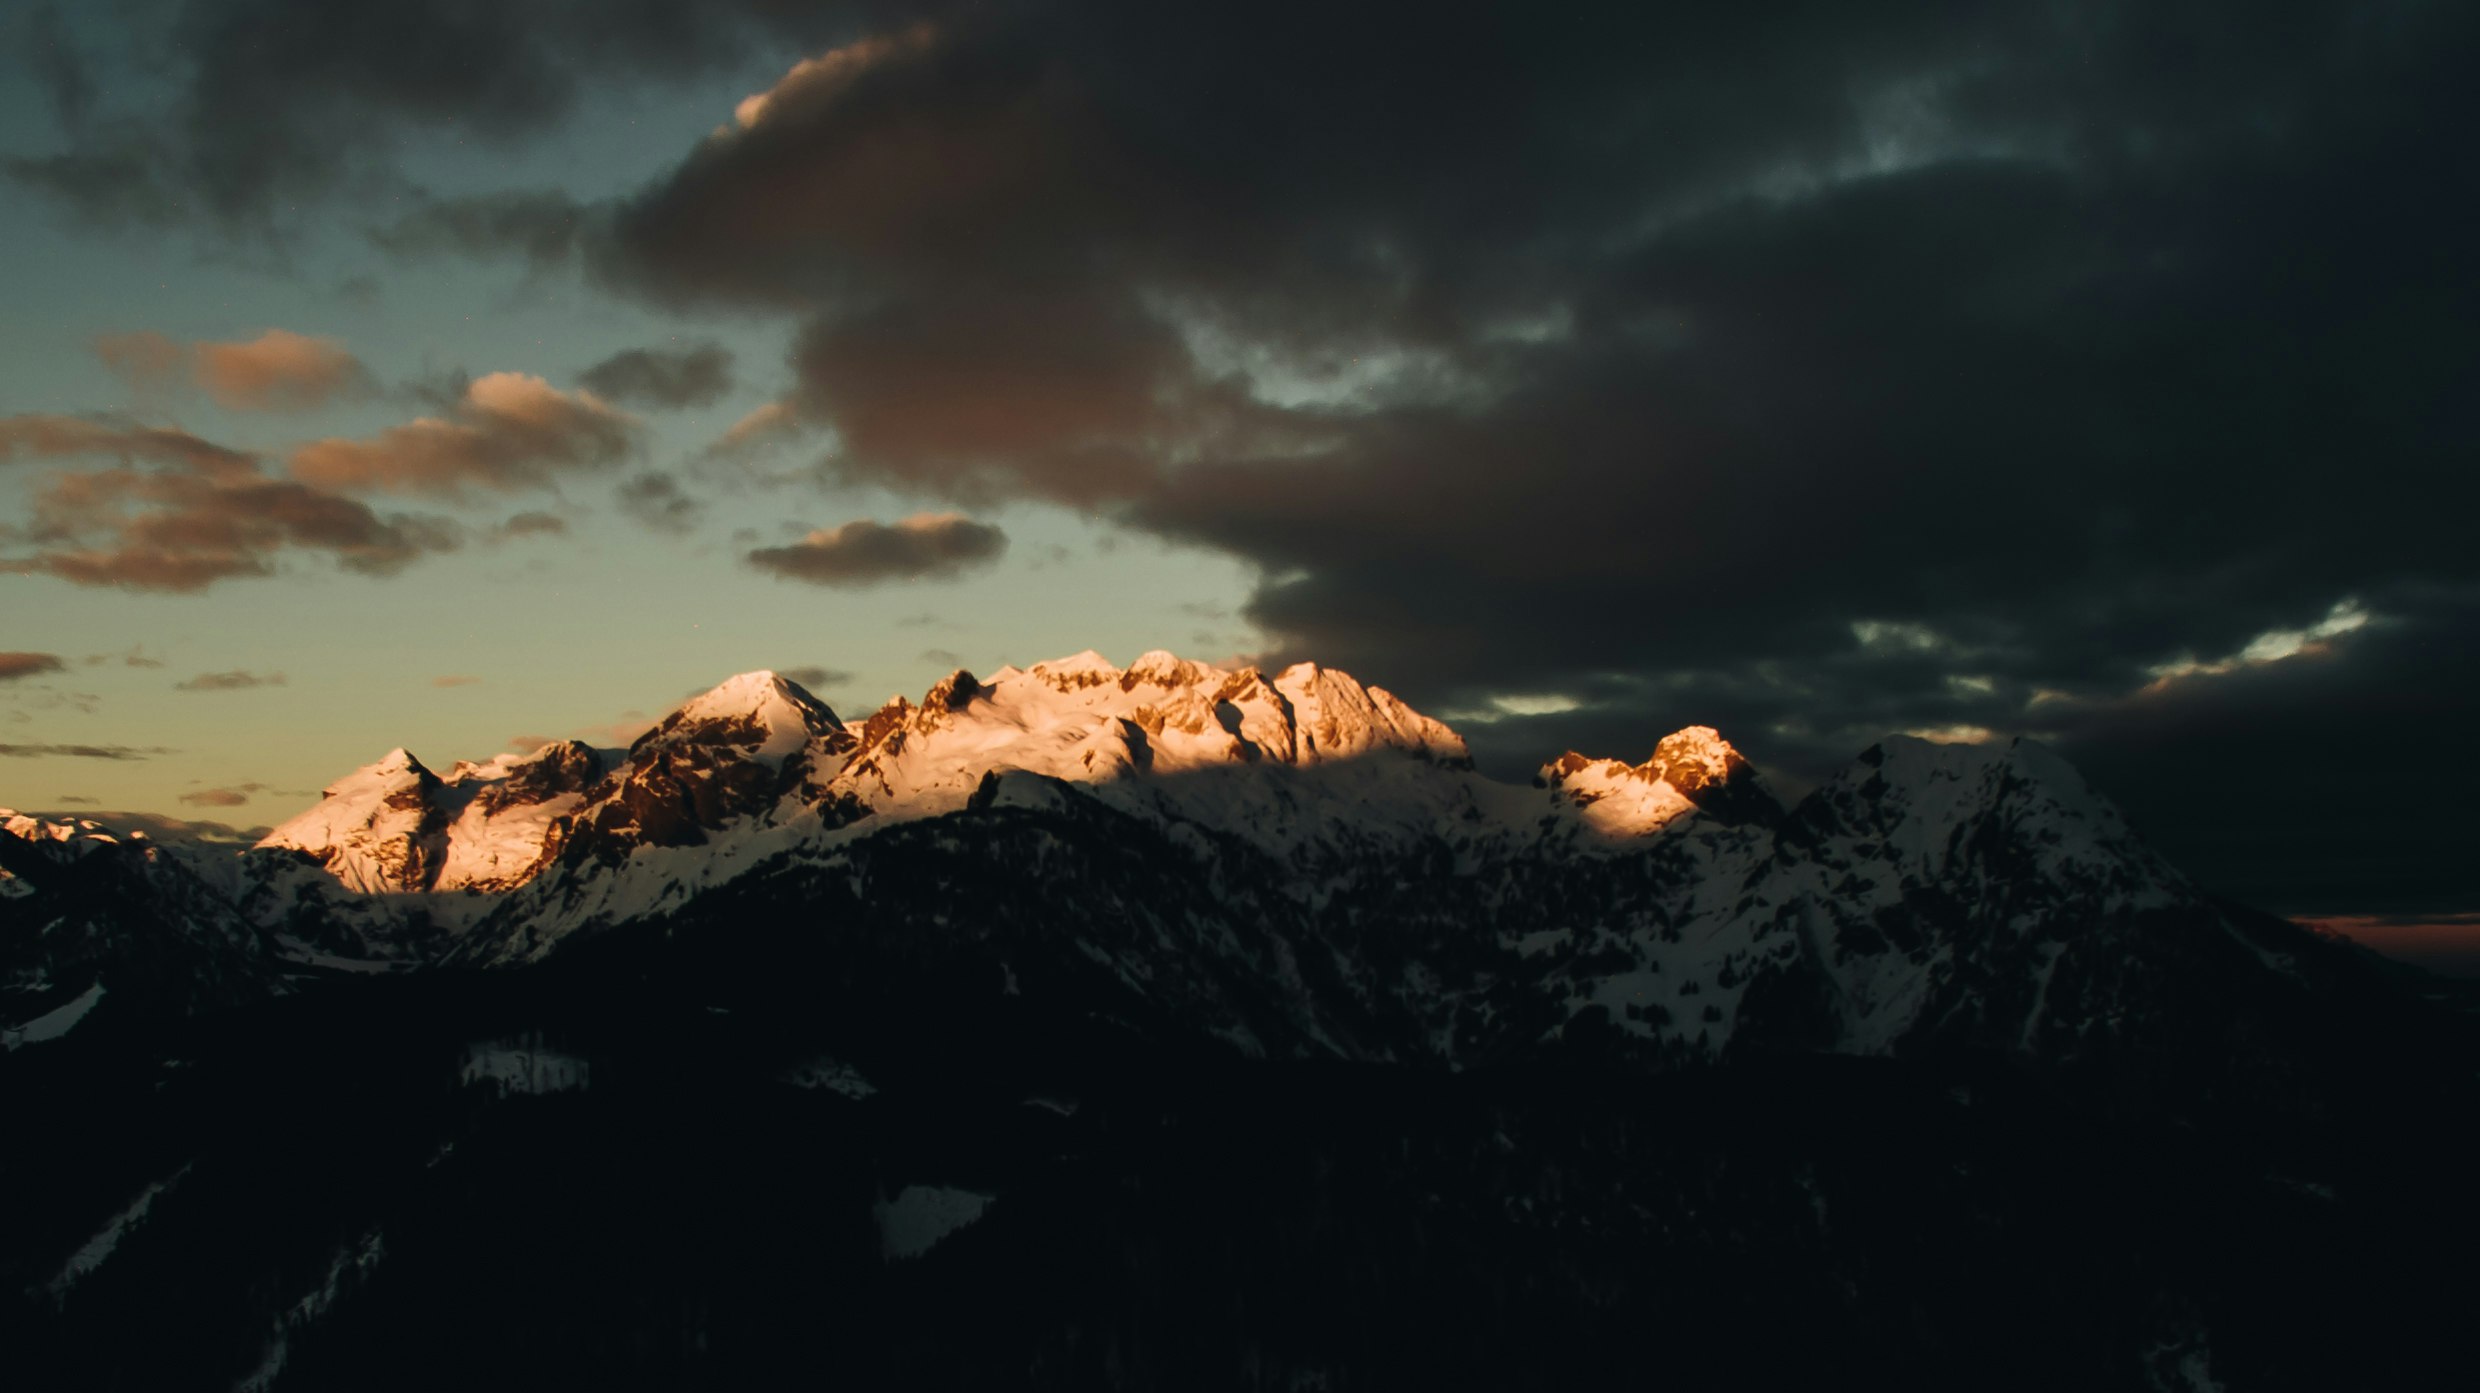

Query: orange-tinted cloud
177 783 266 807
0 413 256 477
746 513 1007 586
289 372 634 496
196 329 371 411
94 329 374 412
92 331 187 394
707 399 805 456
6 464 458 591
0 653 67 682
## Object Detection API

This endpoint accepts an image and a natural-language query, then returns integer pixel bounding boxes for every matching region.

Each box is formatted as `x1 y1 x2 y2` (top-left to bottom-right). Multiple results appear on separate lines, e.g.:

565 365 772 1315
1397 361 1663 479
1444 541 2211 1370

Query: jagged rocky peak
3 810 130 849
1539 726 1780 832
1645 726 1742 794
1028 649 1121 691
641 669 844 763
1122 649 1214 690
1269 660 1470 767
258 747 451 895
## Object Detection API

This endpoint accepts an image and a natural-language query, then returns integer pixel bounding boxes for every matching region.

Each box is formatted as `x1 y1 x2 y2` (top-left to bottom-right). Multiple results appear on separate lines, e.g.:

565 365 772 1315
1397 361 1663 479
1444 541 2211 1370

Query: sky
0 0 2472 933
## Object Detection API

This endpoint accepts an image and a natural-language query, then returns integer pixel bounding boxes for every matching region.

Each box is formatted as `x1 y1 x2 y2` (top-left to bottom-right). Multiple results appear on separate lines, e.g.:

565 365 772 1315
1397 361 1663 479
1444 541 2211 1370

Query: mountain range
5 652 2474 1390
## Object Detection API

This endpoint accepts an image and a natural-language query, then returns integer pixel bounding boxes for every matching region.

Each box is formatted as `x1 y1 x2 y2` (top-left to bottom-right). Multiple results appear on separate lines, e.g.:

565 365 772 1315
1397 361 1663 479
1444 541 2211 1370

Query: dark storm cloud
578 342 734 409
746 513 1006 586
3 0 875 234
0 653 68 683
579 0 2478 915
23 6 96 133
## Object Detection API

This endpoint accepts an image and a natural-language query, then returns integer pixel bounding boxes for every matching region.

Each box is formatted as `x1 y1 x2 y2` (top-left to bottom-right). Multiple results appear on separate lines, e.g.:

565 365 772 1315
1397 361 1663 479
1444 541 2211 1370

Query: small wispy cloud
178 782 266 807
0 742 171 760
176 669 286 692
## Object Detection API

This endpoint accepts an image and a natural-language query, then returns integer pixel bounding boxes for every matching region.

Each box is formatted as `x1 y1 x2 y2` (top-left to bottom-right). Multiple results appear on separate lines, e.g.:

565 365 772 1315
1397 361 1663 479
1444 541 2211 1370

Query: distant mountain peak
1539 726 1779 832
651 669 843 763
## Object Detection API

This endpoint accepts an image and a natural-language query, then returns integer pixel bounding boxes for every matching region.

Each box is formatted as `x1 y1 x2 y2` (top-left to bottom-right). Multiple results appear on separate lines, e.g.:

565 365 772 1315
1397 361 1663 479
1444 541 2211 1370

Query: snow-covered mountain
258 738 610 896
10 651 2470 1392
0 649 2275 1070
0 649 2376 1068
0 811 272 1047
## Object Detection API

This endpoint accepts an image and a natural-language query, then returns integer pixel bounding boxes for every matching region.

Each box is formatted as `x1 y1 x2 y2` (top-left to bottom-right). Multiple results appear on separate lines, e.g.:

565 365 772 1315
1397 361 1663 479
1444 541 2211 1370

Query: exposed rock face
258 749 451 895
1537 726 1781 839
566 671 854 862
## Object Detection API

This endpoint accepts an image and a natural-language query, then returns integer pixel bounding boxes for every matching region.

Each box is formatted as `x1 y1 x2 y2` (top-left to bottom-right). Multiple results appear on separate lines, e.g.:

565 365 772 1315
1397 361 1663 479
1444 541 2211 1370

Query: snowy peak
259 748 451 895
1538 726 1778 835
1645 727 1739 797
649 670 843 764
1271 662 1470 767
1774 733 2188 951
432 741 612 893
254 738 619 899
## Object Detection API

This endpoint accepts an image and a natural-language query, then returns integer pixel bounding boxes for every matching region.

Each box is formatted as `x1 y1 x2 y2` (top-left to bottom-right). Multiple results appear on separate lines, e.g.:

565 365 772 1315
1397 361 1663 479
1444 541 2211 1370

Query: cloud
195 329 372 411
704 399 807 458
176 669 285 692
778 666 852 691
3 467 458 592
0 653 66 682
1 411 462 590
746 513 1008 587
369 188 593 270
289 372 634 496
578 341 733 409
25 5 94 134
0 742 169 760
53 794 98 805
96 328 374 412
493 510 569 539
6 1 843 236
83 646 165 668
92 330 187 394
586 0 2480 918
0 413 257 476
432 675 481 688
177 784 265 807
615 472 703 534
